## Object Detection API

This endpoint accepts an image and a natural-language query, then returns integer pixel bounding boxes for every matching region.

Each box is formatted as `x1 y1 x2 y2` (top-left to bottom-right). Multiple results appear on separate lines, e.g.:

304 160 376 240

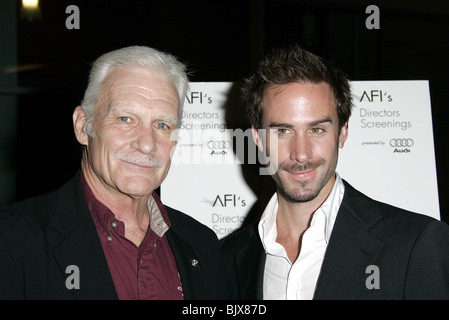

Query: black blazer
221 180 449 300
0 172 226 300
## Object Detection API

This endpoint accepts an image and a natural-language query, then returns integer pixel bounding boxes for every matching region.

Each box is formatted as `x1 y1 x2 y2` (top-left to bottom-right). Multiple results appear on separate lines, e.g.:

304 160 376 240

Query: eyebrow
309 118 333 127
107 103 128 114
268 118 333 128
268 122 294 128
158 115 178 125
108 104 178 124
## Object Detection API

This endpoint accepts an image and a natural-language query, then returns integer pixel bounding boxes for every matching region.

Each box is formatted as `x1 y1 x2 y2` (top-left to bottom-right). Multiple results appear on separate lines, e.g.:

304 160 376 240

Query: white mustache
116 153 163 168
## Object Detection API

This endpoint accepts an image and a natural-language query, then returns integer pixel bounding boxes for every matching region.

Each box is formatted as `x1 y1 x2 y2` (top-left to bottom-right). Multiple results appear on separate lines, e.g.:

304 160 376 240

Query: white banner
162 83 257 238
337 81 439 219
161 81 440 239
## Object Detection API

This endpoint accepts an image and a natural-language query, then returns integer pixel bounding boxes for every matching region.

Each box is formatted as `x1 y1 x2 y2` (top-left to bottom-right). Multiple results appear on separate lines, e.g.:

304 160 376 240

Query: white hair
80 46 189 136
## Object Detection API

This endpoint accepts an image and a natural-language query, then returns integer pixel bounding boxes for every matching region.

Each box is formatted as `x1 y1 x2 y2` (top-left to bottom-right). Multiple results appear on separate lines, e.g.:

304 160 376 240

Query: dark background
0 0 448 223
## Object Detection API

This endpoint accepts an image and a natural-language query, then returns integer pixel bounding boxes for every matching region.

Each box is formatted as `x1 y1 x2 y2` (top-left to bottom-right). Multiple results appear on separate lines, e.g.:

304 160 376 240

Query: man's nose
290 134 312 163
132 125 157 154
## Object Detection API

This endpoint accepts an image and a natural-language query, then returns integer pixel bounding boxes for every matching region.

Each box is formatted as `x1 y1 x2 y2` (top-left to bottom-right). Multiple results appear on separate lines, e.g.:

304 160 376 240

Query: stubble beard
272 159 332 203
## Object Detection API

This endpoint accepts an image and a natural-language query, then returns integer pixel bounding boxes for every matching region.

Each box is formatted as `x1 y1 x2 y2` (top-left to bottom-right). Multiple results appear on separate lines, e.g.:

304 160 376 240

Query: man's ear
251 125 264 152
339 122 349 148
73 106 89 146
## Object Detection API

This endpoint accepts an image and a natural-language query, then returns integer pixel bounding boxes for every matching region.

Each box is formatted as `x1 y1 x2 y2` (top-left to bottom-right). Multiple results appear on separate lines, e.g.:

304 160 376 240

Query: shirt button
107 235 113 243
111 220 118 228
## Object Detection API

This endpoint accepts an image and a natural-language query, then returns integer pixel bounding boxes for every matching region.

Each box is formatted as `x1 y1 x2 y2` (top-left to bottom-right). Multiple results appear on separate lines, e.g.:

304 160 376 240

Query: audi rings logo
207 140 231 149
389 138 414 148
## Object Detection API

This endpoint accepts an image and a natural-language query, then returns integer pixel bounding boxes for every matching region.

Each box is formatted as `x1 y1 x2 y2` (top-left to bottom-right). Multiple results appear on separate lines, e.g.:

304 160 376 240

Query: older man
0 46 225 300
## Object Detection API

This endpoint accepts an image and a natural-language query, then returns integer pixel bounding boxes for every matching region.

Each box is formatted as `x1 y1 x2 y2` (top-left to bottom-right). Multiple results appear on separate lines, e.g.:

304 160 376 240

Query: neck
275 176 336 262
275 196 315 248
81 161 151 246
83 168 149 215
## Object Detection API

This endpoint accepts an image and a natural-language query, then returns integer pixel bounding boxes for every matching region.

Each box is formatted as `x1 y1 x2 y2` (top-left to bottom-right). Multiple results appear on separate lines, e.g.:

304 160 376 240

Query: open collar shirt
258 173 345 300
81 173 184 300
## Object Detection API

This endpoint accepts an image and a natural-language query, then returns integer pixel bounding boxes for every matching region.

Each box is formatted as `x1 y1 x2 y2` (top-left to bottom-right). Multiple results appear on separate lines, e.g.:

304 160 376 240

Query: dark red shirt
81 174 184 300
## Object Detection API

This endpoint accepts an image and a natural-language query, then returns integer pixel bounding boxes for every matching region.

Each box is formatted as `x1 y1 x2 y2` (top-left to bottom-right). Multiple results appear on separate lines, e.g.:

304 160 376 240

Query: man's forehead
263 82 335 108
98 67 177 103
265 81 333 97
261 82 338 125
102 67 173 92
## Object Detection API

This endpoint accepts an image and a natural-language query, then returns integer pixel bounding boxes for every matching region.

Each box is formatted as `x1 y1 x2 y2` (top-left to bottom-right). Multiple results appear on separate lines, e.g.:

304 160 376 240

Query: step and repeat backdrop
161 81 440 239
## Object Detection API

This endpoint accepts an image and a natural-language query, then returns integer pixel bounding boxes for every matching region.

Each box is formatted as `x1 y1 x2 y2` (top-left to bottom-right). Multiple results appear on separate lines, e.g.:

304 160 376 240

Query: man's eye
119 117 132 123
156 122 170 130
277 128 289 135
310 127 324 134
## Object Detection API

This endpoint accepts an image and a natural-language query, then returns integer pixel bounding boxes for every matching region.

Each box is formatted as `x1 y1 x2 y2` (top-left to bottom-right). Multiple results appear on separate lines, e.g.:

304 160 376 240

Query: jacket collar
47 171 118 300
165 206 226 300
232 223 266 300
46 171 218 300
232 179 385 300
313 180 384 299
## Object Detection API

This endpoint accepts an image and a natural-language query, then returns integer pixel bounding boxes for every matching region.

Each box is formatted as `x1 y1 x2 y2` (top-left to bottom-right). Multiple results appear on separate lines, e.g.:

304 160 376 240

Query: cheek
158 138 177 158
274 142 290 163
317 140 340 165
263 131 279 156
310 141 328 159
90 129 129 162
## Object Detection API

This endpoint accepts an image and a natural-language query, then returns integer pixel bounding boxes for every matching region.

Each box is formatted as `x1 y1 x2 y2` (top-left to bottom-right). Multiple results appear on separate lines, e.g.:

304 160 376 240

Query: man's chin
117 177 160 197
278 186 320 203
274 174 320 203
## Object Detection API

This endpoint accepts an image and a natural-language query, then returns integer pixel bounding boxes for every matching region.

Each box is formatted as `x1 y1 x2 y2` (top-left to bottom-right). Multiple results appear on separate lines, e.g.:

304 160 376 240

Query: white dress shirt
258 173 345 300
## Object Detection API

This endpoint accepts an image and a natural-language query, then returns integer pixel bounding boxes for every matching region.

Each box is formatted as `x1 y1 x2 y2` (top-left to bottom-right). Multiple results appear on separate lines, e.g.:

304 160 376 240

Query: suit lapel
47 172 117 300
165 206 221 300
234 223 266 300
165 229 201 299
313 181 384 299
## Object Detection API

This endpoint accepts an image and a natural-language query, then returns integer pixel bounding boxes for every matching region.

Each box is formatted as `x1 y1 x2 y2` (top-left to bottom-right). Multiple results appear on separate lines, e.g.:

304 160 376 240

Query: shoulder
0 191 59 258
0 191 58 231
0 172 82 236
342 179 449 237
165 205 219 249
376 200 449 242
165 205 214 236
221 221 260 254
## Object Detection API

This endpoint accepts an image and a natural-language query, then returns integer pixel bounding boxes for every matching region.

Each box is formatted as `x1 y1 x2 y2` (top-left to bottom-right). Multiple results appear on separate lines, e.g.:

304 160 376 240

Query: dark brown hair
242 44 353 130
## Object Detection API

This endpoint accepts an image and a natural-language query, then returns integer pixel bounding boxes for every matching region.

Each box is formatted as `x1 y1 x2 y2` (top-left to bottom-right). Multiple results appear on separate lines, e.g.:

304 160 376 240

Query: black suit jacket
221 180 449 299
0 172 226 300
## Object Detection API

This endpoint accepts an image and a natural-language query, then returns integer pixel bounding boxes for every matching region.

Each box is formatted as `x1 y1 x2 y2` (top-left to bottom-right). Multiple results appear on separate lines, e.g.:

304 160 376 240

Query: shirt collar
148 191 170 237
318 173 345 243
80 172 170 238
258 172 345 251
